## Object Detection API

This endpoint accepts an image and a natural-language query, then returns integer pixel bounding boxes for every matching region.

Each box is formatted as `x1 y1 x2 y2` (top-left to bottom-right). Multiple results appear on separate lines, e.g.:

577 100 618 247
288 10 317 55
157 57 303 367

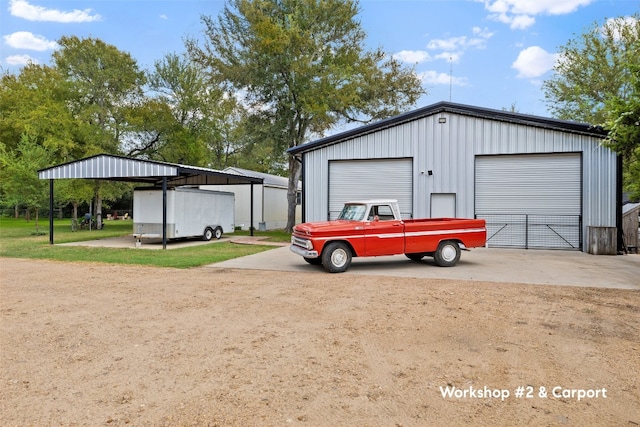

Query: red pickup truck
290 199 486 273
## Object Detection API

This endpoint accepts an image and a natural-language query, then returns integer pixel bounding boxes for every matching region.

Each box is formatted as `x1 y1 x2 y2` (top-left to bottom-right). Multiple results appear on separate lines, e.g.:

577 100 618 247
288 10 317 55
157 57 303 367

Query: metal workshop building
288 102 620 252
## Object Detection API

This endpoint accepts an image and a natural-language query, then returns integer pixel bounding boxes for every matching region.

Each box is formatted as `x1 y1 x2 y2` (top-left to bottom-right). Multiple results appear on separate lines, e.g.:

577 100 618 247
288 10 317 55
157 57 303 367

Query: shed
622 202 640 253
38 154 262 248
288 101 620 253
202 167 301 230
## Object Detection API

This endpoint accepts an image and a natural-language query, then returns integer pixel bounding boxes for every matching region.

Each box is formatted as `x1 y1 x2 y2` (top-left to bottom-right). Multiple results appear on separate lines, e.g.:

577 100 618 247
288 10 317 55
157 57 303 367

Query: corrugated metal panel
475 153 581 215
328 159 413 220
38 155 178 179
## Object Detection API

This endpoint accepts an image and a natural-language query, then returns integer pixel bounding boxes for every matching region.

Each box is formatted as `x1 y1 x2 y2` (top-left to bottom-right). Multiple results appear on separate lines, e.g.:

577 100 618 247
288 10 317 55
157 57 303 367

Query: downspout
616 154 624 253
295 155 304 223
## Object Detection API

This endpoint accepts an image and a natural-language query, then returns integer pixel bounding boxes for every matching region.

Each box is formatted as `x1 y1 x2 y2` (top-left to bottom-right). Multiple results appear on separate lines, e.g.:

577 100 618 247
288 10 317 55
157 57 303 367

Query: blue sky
1 0 638 119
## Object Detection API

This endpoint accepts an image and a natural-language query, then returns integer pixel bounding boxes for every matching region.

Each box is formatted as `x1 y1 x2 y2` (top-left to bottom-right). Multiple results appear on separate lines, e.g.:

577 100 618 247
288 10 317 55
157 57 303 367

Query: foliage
146 53 245 167
0 135 52 231
605 63 640 200
543 14 640 198
187 0 425 231
543 15 640 124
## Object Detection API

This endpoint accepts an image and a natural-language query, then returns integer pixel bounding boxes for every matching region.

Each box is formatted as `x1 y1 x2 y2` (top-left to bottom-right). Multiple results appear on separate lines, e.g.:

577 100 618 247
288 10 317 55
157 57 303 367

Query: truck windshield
337 204 367 221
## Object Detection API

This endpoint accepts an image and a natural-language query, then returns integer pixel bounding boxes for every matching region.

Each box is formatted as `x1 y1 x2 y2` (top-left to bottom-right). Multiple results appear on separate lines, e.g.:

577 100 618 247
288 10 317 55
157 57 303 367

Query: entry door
364 203 404 256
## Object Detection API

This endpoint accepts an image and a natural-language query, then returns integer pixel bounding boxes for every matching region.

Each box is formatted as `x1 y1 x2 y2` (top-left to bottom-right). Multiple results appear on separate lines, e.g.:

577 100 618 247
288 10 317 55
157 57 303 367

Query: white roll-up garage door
329 158 413 220
475 153 582 250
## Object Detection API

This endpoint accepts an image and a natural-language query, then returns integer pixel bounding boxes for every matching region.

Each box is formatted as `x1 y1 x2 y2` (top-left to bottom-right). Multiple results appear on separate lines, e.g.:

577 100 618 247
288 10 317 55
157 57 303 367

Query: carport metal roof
38 154 264 248
38 153 263 186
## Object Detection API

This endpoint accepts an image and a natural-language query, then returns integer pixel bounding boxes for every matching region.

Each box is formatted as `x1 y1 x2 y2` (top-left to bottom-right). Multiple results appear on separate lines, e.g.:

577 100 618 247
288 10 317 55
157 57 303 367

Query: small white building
288 102 620 252
203 167 301 231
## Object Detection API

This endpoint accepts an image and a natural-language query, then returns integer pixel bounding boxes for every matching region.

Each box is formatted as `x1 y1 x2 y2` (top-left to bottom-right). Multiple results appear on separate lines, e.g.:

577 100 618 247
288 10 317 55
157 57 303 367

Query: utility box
133 187 235 241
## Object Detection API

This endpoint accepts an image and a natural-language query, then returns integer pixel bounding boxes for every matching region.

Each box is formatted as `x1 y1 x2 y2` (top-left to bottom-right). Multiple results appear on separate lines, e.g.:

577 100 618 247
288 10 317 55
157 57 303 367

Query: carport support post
162 177 167 250
48 179 54 245
250 183 254 236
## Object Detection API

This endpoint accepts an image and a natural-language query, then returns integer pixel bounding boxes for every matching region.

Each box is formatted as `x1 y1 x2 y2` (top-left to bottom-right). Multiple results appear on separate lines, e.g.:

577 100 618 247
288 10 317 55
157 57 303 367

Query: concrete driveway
209 246 640 290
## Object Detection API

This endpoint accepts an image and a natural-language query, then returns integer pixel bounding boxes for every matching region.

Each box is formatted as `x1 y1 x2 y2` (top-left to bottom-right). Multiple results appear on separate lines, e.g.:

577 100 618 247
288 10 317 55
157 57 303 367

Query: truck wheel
214 226 223 240
203 227 214 241
322 242 352 273
304 257 323 265
434 241 461 267
405 253 424 262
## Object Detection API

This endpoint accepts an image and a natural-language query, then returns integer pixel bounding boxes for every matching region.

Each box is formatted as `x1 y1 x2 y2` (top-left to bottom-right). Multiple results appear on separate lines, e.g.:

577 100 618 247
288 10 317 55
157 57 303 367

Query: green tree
605 63 640 200
187 0 425 231
52 36 147 227
543 15 640 200
0 135 52 231
146 53 243 167
543 15 639 124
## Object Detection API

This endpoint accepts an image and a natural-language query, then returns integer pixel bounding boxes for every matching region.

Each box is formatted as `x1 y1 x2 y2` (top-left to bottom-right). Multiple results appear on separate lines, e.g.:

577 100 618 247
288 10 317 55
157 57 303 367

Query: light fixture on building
438 117 447 124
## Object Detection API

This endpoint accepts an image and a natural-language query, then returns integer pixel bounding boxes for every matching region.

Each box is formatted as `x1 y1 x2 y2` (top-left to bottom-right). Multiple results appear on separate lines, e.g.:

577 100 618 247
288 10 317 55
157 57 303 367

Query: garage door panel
476 153 582 250
329 159 413 220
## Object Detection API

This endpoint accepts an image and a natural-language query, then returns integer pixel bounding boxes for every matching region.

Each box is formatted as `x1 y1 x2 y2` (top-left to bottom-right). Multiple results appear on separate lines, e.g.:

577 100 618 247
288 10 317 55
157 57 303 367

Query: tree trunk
34 208 39 232
285 155 302 233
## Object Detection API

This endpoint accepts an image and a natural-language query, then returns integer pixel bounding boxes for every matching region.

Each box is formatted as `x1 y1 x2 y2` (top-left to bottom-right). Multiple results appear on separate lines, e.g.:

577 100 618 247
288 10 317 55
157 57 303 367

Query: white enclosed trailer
133 187 235 241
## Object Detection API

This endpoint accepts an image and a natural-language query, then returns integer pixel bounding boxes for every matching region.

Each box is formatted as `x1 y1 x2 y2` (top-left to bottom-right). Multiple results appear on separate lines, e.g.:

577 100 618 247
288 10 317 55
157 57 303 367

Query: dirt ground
1 257 638 426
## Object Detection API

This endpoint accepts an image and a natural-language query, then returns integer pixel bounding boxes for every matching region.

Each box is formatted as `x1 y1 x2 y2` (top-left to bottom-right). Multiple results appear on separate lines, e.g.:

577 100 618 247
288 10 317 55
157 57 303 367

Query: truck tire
304 257 323 265
434 241 461 267
214 226 223 240
405 253 425 262
322 242 352 273
203 227 214 241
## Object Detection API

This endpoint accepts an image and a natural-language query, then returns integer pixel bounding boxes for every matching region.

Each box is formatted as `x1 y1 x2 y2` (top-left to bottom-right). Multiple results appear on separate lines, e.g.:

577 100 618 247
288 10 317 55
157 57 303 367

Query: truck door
364 204 405 256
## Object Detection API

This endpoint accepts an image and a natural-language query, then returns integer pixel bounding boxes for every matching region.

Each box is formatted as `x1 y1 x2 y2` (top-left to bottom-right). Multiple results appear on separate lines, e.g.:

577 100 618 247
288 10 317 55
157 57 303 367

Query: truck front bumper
290 244 319 258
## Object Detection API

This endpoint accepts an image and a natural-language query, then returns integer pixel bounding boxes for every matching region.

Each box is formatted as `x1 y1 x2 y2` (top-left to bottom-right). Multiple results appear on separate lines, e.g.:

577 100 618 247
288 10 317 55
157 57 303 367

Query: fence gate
479 214 582 250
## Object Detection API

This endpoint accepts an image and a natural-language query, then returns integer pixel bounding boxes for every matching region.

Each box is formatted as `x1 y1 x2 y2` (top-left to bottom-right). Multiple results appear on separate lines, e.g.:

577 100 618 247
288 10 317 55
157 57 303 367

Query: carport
38 154 263 249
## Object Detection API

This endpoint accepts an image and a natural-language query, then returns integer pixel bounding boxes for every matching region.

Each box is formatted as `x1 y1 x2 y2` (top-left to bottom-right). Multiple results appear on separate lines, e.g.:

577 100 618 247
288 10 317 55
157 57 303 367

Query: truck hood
294 220 361 235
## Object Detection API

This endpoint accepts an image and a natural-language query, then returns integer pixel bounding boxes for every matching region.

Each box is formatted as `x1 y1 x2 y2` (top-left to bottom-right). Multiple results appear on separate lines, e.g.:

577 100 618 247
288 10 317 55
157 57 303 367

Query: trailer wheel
214 226 223 240
203 227 214 241
405 253 425 262
322 242 352 273
434 241 461 267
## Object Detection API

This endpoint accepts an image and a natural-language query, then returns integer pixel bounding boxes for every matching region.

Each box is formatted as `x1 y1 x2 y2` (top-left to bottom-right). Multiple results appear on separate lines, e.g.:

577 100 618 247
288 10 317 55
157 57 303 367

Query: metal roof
287 101 608 155
38 154 263 186
223 166 301 189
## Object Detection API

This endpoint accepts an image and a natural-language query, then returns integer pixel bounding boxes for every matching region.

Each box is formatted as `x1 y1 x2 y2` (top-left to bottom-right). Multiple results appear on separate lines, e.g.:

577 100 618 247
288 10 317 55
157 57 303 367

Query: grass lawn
0 217 289 268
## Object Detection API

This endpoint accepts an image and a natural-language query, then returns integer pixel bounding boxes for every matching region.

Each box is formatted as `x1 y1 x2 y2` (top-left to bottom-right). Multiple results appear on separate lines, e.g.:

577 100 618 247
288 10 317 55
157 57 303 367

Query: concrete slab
59 235 229 250
209 246 640 290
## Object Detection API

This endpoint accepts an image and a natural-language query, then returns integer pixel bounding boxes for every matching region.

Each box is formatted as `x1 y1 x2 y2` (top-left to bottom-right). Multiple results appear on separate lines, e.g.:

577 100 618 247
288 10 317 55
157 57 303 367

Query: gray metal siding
301 111 616 252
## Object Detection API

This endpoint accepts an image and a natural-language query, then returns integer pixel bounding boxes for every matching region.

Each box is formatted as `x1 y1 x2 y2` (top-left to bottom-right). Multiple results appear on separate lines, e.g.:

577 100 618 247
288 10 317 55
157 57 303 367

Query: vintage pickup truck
290 199 486 273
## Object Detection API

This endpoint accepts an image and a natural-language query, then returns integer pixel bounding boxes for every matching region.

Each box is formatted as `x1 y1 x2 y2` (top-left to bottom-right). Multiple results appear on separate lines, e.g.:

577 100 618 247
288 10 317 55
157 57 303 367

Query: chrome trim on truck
290 244 318 258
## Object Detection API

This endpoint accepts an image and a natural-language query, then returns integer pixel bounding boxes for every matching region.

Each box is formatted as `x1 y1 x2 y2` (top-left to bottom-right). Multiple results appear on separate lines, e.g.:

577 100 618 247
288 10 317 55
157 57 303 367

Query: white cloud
3 31 59 51
512 46 558 78
393 50 431 64
6 54 36 66
420 70 468 87
9 0 101 23
479 0 593 30
160 14 168 20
